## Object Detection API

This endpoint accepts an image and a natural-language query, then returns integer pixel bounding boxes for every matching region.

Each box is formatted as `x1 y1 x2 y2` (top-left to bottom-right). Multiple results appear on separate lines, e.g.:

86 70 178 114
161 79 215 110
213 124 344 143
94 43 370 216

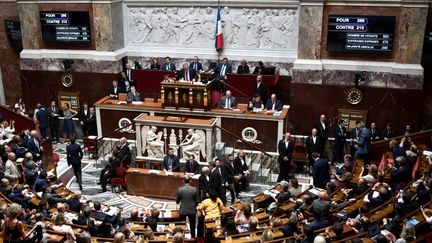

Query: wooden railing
0 105 34 133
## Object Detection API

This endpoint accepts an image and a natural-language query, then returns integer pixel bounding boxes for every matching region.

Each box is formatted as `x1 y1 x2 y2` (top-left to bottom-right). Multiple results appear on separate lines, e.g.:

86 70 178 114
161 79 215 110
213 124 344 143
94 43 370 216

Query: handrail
215 125 273 157
0 105 33 122
211 79 249 98
371 128 432 146
96 122 134 141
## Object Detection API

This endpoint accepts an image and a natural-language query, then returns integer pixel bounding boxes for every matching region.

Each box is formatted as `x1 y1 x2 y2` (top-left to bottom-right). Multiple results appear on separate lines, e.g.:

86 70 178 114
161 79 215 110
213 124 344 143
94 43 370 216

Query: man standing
315 114 328 158
163 147 180 172
305 128 321 175
215 57 232 81
355 122 371 165
36 103 49 139
222 154 240 203
233 150 250 192
4 153 21 186
118 137 131 167
67 139 83 190
78 103 90 137
176 176 198 238
198 166 211 201
333 120 347 164
277 132 294 182
178 63 196 82
312 152 330 189
85 107 97 136
253 75 267 104
47 101 61 142
370 122 380 142
27 130 43 161
209 159 226 204
161 56 176 71
190 56 203 72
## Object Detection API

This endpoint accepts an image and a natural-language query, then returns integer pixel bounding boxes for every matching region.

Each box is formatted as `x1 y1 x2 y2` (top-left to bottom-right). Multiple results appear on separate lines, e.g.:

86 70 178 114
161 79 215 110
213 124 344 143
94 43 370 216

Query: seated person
126 86 141 103
367 182 392 208
150 58 160 70
163 148 180 172
236 60 250 74
214 57 232 81
265 93 283 112
219 90 237 109
252 61 265 75
190 56 203 72
247 94 264 111
185 154 200 174
108 80 123 99
177 63 196 82
160 56 176 71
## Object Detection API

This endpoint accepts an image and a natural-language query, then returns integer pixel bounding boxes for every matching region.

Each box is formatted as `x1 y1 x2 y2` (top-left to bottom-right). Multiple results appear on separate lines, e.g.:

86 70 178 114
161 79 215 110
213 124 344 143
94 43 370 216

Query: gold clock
346 88 363 105
61 73 74 88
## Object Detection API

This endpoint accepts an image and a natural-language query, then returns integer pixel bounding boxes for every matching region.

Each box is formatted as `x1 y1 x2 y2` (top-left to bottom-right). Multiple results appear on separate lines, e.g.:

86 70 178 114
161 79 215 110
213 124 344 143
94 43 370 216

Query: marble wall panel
93 3 114 51
298 5 323 59
17 2 40 50
20 58 123 74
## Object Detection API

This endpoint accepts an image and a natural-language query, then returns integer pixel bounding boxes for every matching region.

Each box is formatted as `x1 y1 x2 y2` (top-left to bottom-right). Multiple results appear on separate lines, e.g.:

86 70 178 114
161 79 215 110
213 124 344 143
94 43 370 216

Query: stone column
297 0 324 60
92 3 115 51
17 2 41 49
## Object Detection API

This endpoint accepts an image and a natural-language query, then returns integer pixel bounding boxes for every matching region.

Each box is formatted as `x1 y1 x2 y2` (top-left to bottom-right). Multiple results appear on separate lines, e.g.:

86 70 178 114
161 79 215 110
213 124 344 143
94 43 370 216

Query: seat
111 177 124 193
111 165 127 193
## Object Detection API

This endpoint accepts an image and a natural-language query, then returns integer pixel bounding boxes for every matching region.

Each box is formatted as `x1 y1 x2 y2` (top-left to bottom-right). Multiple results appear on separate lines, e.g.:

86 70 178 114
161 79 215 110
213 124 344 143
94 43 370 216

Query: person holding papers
219 90 237 110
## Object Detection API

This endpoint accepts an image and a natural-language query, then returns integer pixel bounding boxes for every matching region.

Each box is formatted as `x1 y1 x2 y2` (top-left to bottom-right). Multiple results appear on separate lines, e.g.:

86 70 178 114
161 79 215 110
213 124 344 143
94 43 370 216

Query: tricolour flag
215 7 224 51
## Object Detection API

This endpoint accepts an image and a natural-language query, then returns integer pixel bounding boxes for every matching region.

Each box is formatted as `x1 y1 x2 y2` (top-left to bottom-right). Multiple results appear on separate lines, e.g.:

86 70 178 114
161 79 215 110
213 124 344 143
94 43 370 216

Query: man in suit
305 128 321 175
124 63 135 83
198 166 210 201
176 176 199 238
236 60 250 74
126 86 141 103
370 122 380 142
85 107 97 136
350 121 362 156
190 56 203 72
219 90 237 109
355 122 371 165
118 137 131 166
265 94 283 112
47 101 61 142
161 56 176 71
214 57 232 81
36 103 49 139
119 71 136 93
67 139 83 190
185 154 200 174
78 103 90 137
108 80 123 99
381 122 395 140
277 132 294 182
27 130 43 161
315 114 328 158
163 147 180 172
177 63 196 82
312 152 330 189
253 75 267 104
4 153 21 186
233 150 250 192
209 159 226 204
222 154 240 203
333 120 347 164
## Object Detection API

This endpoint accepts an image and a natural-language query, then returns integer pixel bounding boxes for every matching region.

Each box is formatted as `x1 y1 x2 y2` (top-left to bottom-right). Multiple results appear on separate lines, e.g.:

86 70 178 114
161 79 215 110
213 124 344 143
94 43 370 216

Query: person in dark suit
367 182 392 208
253 75 267 104
124 63 135 83
401 124 412 136
265 94 283 112
315 114 328 158
209 159 226 204
27 130 43 161
67 139 83 190
162 147 180 172
185 154 200 174
177 63 197 82
160 56 176 71
222 154 240 203
389 156 411 190
390 139 406 160
233 150 250 192
78 103 90 137
247 94 264 111
350 121 362 156
150 58 161 70
219 90 237 109
85 107 97 136
355 122 371 164
215 57 232 81
236 60 250 74
108 80 123 99
190 56 203 72
118 137 131 166
277 132 294 182
333 120 347 164
119 71 136 93
311 153 330 189
381 122 396 140
252 61 265 75
305 128 321 174
198 166 211 201
68 192 83 213
176 176 199 238
126 86 141 103
370 122 380 142
47 101 61 142
36 103 49 139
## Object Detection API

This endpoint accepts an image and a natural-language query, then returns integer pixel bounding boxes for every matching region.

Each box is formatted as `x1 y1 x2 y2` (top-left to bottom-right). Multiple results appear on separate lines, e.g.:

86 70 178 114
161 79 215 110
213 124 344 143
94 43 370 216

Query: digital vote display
327 15 395 53
40 11 91 43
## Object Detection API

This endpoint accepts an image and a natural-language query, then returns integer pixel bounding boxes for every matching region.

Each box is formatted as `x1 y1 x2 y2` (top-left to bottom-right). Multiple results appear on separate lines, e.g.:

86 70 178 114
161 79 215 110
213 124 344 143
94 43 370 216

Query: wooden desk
161 81 212 110
126 168 198 200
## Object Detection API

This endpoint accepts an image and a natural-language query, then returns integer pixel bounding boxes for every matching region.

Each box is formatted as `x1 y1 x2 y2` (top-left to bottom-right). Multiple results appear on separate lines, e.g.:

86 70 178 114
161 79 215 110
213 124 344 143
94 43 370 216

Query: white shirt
321 122 326 130
220 65 226 76
312 136 316 144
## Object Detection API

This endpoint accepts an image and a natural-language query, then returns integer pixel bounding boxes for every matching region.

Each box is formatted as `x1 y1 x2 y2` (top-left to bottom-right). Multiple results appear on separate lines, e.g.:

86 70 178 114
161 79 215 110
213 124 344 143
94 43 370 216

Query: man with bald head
5 153 21 186
310 191 340 230
277 132 294 181
117 137 131 166
315 114 328 158
265 94 283 112
27 130 43 161
305 128 321 175
219 90 237 109
198 166 211 201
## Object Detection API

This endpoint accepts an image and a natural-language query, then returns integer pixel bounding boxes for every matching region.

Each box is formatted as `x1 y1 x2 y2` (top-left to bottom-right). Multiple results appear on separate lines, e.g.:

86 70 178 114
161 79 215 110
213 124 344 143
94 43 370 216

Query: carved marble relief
127 7 298 50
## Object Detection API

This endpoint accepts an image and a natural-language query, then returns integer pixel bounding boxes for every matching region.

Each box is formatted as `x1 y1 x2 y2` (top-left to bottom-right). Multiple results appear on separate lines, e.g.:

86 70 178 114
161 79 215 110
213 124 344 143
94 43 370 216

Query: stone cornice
324 0 432 7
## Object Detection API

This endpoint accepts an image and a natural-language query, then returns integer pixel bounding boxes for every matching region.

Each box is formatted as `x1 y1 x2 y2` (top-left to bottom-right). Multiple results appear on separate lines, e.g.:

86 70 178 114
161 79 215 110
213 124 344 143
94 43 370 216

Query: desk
126 168 198 200
161 81 212 110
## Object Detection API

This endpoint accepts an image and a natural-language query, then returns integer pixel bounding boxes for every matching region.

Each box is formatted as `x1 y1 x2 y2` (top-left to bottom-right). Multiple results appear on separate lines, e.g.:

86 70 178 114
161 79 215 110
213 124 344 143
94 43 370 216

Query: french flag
215 7 224 51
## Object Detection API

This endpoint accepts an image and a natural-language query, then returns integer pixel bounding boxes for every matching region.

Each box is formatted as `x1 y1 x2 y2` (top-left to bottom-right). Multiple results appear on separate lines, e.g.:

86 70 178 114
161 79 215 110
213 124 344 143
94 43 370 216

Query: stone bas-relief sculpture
179 129 206 160
127 7 298 50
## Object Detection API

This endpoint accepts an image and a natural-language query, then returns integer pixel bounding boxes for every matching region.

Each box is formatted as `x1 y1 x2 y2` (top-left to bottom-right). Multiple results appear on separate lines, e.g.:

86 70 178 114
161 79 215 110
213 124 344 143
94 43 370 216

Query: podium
161 81 212 110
